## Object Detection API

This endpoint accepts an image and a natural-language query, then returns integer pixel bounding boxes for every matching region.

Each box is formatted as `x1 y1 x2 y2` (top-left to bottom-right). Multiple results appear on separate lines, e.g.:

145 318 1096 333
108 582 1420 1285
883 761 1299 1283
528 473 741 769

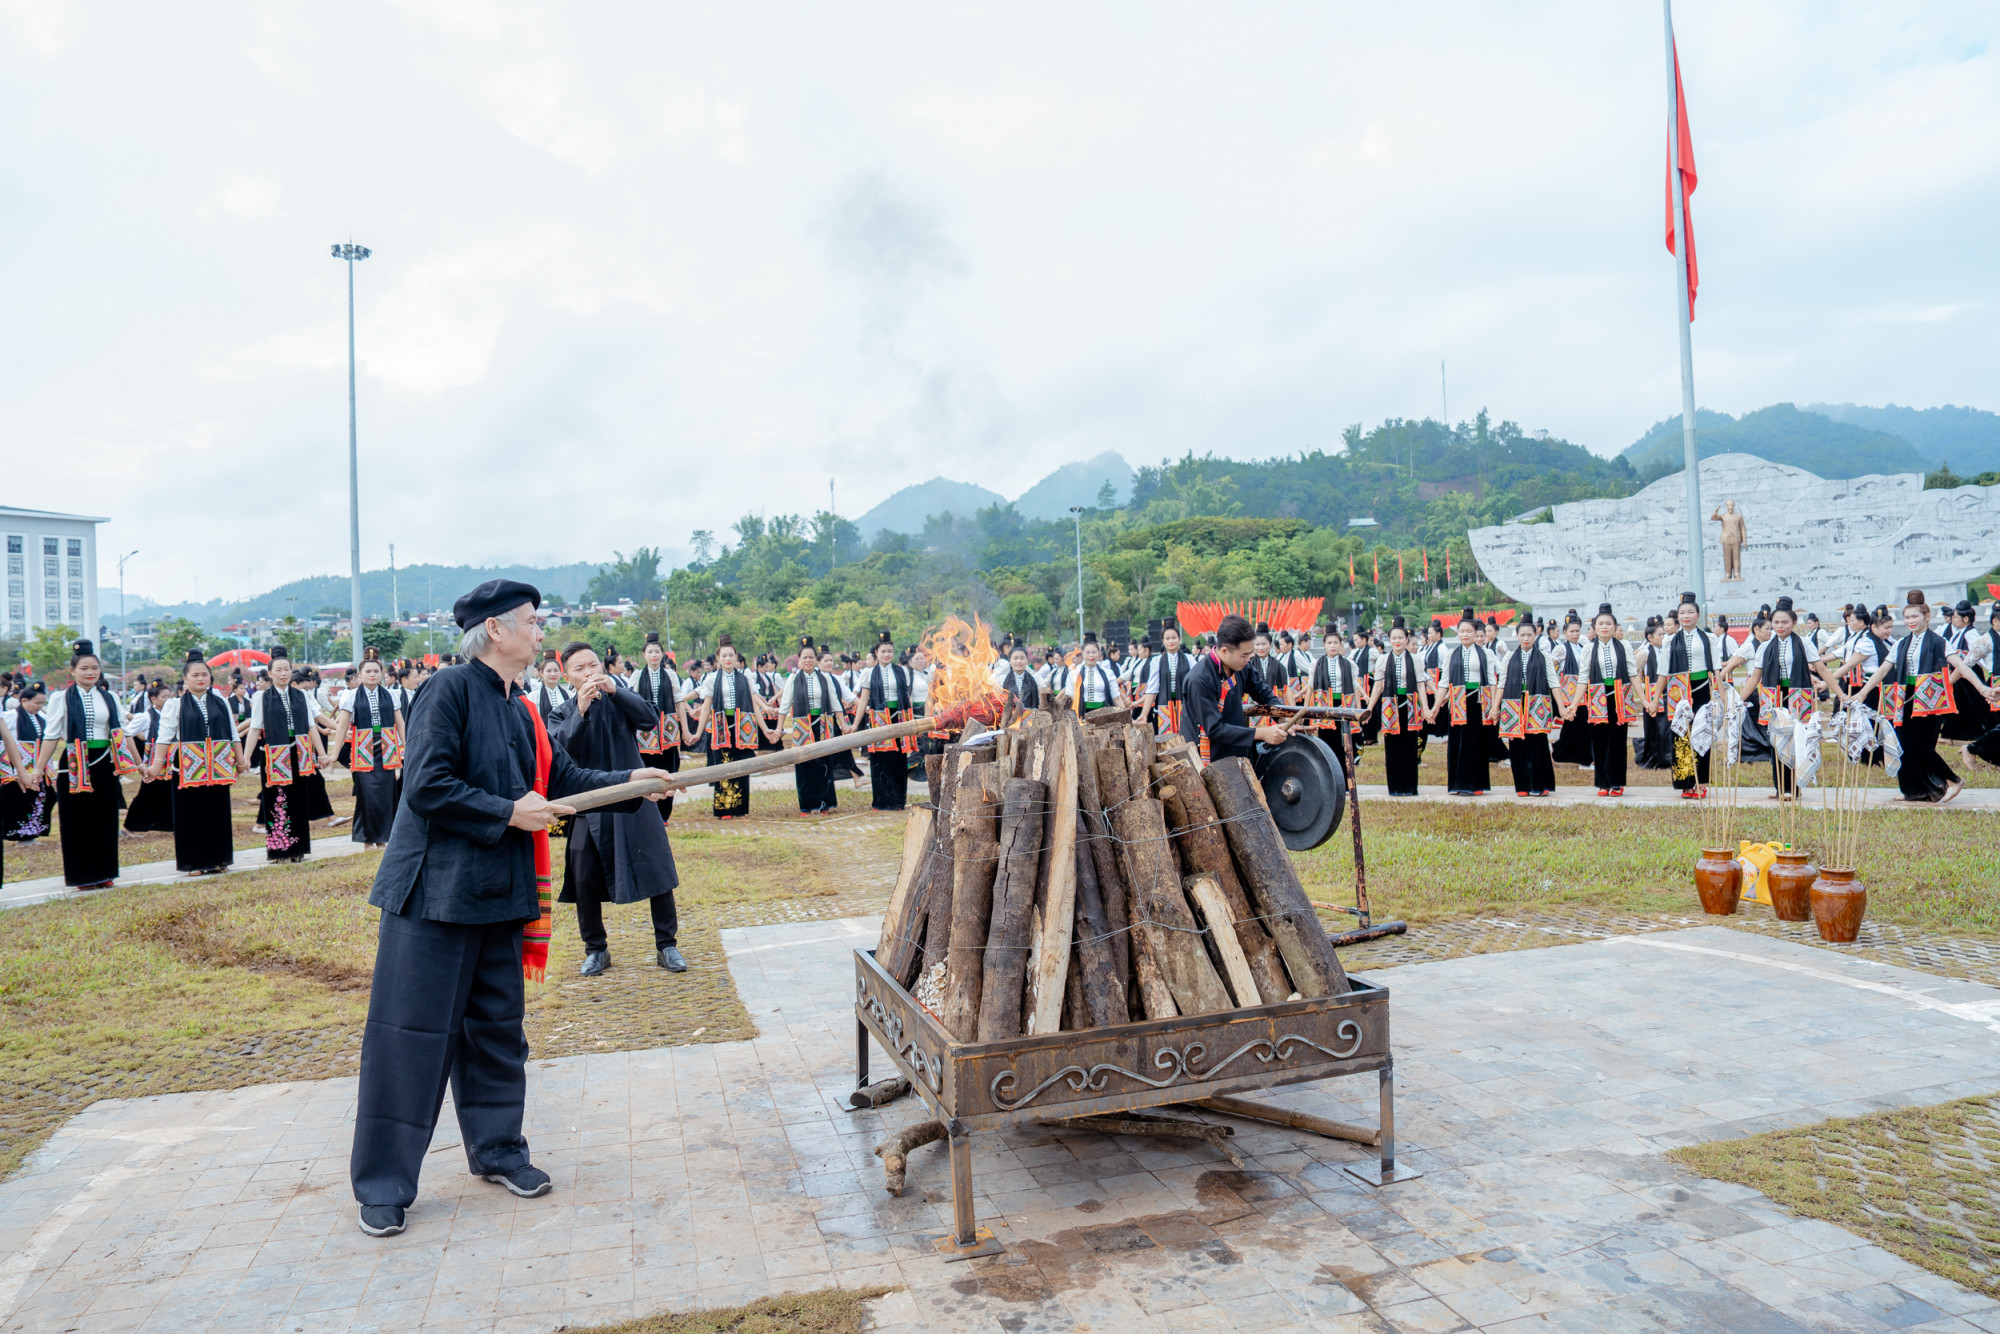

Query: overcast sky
3 2 1995 604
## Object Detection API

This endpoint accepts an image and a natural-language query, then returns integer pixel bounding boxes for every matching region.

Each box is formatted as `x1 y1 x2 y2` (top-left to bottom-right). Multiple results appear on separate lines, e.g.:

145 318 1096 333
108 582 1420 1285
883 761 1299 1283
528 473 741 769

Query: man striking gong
349 580 674 1238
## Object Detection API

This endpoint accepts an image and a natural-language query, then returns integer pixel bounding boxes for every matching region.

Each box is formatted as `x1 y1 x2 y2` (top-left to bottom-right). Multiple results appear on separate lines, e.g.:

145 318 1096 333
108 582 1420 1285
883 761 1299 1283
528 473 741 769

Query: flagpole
1665 0 1704 603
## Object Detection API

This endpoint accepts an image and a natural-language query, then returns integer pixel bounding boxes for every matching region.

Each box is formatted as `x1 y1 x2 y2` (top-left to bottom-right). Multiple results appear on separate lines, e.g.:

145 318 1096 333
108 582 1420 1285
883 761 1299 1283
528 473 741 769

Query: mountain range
1620 402 2000 478
855 450 1134 537
102 562 601 631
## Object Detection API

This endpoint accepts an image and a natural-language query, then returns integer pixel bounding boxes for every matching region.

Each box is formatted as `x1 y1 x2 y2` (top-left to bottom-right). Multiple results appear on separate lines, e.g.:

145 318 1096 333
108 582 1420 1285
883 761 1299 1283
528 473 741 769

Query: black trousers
1590 721 1628 790
1509 735 1554 794
869 750 910 810
566 830 677 951
1894 714 1958 802
1446 697 1490 793
351 906 532 1208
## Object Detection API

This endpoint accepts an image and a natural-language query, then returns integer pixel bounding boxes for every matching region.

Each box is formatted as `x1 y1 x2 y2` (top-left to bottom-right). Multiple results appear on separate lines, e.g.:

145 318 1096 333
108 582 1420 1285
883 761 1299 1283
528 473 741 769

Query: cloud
0 1 1994 604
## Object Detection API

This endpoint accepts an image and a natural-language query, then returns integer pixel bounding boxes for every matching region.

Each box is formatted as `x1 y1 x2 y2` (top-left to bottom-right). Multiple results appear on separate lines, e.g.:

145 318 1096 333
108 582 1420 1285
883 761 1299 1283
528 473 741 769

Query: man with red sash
351 581 675 1239
1181 614 1290 763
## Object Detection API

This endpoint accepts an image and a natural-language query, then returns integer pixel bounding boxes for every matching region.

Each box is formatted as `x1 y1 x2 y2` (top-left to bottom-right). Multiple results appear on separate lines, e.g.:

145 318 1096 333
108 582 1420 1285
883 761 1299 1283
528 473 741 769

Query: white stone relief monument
1468 453 2000 620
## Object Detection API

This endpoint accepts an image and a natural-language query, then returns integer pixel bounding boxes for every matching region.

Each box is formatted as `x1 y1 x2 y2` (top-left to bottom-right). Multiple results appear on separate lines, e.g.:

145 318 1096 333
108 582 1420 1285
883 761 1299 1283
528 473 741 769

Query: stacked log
873 714 1348 1040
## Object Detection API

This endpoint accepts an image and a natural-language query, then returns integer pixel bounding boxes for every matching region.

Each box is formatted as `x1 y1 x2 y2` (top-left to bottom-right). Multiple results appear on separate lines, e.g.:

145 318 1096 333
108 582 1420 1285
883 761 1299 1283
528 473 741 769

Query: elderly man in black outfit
548 640 684 976
350 581 673 1238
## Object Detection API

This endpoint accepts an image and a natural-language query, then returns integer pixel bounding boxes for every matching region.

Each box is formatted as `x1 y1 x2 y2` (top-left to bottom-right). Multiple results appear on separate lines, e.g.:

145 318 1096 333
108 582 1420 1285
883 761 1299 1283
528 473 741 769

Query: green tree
25 624 77 677
154 616 207 665
1000 592 1054 638
273 616 306 658
584 548 666 605
362 620 403 657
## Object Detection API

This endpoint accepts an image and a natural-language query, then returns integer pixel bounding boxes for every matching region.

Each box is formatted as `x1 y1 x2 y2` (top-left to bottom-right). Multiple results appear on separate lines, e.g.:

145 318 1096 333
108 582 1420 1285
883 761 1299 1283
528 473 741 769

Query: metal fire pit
854 948 1412 1259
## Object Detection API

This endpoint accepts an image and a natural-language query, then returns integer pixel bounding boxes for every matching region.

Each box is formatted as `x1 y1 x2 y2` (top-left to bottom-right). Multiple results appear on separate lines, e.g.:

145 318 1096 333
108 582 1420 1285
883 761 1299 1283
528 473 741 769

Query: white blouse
40 687 121 743
153 691 236 744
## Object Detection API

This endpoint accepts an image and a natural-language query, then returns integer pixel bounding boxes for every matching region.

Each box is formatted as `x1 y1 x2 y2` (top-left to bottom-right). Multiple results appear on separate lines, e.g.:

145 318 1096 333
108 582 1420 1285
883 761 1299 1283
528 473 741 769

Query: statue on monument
1710 500 1746 581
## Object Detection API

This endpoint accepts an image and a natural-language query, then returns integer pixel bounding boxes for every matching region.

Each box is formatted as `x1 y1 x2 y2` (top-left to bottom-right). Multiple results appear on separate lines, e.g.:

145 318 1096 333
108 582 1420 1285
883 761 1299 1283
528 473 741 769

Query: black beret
453 579 541 629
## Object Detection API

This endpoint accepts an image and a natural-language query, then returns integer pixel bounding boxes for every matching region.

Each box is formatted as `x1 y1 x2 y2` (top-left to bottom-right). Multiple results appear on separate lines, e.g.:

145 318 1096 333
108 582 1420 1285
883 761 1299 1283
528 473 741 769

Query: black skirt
709 746 756 818
57 751 124 886
2 781 52 840
292 770 336 822
171 783 236 873
869 750 910 810
1382 731 1421 796
124 776 176 832
1942 680 1990 741
350 766 399 844
1551 716 1593 766
265 781 314 861
1446 696 1491 794
794 756 837 813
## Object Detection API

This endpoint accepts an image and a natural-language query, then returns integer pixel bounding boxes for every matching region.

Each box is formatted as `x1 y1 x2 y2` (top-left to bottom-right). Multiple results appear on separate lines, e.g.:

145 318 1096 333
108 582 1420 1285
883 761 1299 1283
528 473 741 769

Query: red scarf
518 695 555 982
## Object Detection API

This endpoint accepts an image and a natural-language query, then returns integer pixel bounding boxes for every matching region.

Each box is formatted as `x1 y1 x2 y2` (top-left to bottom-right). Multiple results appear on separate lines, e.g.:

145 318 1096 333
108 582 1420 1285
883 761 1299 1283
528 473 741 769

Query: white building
1 506 107 643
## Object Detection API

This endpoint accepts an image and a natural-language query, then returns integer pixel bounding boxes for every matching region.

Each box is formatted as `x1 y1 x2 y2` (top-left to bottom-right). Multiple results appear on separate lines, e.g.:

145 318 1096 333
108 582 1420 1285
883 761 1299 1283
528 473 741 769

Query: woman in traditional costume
1663 594 1729 799
1576 604 1637 796
853 631 918 812
526 650 574 723
694 635 771 819
1858 591 1997 804
627 631 684 821
1059 632 1126 715
0 706 41 875
1433 608 1498 796
1549 614 1593 769
243 645 330 862
123 681 177 833
1363 619 1431 796
1634 618 1672 769
1941 599 1992 742
1 685 51 843
144 649 243 874
1499 618 1560 795
1139 622 1194 736
1304 624 1360 758
34 639 133 889
780 637 851 814
1963 605 2000 771
1738 597 1824 800
327 648 406 848
998 646 1042 709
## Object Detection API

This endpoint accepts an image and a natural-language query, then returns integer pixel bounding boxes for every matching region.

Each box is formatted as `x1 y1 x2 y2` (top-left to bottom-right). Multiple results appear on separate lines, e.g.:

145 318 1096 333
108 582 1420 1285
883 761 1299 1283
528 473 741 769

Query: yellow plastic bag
1737 840 1778 905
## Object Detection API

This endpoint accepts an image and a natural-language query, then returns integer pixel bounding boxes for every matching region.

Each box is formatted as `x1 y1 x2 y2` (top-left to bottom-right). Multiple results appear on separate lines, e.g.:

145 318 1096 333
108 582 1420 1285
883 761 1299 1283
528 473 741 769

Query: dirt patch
137 899 373 991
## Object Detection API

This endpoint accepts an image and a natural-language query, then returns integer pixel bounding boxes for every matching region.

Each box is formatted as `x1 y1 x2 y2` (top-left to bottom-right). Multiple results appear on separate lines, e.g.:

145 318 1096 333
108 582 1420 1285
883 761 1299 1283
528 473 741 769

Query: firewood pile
875 709 1351 1040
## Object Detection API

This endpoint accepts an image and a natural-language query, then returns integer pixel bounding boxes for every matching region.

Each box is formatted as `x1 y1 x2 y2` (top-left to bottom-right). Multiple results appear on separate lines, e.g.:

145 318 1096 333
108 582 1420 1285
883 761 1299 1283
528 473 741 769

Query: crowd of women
6 590 1997 888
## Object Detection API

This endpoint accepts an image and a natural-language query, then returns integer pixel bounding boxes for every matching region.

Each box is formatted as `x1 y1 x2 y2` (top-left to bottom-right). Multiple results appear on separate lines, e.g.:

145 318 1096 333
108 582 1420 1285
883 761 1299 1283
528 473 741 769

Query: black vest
350 685 397 730
261 685 310 739
1666 629 1716 675
1153 650 1194 701
63 684 122 741
1000 670 1041 708
1310 653 1356 695
709 669 756 712
789 670 839 715
865 664 912 710
1503 649 1553 700
178 690 233 743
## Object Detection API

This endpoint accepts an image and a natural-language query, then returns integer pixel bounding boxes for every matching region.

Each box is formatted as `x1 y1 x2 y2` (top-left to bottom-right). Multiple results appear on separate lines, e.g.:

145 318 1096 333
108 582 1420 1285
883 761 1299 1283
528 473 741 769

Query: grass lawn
0 790 856 1180
1673 1097 2000 1299
575 1287 896 1333
3 780 273 884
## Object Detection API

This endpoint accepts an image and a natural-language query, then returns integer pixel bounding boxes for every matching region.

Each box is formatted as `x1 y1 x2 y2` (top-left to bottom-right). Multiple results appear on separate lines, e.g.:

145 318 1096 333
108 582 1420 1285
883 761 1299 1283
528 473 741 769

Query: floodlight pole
1070 506 1086 643
332 241 371 664
116 550 138 683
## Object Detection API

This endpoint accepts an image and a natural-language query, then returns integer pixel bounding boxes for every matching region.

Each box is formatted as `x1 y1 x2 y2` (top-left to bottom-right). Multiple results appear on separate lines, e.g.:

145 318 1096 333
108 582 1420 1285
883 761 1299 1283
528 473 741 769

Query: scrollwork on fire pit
859 978 945 1094
988 1022 1364 1112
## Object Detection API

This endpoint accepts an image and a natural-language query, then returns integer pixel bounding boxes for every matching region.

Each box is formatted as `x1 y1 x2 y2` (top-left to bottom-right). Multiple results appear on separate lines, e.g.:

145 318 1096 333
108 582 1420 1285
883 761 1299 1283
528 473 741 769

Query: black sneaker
658 946 687 972
482 1164 552 1198
358 1205 406 1237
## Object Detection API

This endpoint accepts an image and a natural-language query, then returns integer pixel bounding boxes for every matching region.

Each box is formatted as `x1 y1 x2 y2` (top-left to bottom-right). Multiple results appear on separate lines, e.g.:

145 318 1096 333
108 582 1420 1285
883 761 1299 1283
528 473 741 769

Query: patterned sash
264 738 318 786
1526 695 1555 734
1880 681 1907 717
1155 699 1184 739
1910 670 1957 718
707 708 760 751
1665 672 1692 710
517 695 555 983
1447 684 1467 727
783 714 839 748
1478 683 1499 720
1555 674 1586 712
1497 697 1527 741
866 707 916 754
349 724 404 773
175 739 240 788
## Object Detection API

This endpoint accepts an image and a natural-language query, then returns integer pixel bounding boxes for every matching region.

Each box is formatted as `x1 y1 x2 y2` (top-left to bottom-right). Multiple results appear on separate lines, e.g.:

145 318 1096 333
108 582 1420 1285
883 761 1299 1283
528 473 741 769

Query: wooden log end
872 1119 946 1195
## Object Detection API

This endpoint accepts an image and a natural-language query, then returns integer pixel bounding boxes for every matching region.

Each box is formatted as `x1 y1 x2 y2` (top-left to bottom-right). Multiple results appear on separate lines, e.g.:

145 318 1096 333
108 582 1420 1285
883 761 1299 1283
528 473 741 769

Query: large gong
1255 732 1346 851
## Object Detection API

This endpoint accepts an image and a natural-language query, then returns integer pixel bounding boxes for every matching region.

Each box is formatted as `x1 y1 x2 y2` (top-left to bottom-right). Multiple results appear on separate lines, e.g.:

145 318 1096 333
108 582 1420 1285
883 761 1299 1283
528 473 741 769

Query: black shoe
482 1164 552 1198
658 946 687 972
579 950 609 976
358 1205 406 1237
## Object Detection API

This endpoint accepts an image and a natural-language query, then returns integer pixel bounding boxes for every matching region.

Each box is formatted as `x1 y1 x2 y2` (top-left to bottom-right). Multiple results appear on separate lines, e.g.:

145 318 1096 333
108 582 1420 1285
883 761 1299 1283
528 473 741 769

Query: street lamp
1069 506 1086 644
331 241 371 666
116 550 138 683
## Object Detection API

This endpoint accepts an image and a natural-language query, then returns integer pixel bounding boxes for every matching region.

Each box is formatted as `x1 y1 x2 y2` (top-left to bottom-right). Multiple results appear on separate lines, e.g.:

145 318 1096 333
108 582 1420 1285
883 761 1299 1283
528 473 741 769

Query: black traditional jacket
548 682 678 905
1184 650 1275 762
369 657 636 925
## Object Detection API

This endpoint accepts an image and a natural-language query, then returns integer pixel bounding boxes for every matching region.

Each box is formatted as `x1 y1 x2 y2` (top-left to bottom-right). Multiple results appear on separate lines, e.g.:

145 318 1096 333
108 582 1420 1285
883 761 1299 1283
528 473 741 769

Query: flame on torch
919 613 1008 730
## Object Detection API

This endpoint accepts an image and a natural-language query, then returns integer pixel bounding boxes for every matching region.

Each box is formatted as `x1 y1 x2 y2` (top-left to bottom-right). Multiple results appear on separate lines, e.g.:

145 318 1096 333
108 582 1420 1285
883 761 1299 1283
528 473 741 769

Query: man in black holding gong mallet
1182 613 1295 763
350 580 675 1238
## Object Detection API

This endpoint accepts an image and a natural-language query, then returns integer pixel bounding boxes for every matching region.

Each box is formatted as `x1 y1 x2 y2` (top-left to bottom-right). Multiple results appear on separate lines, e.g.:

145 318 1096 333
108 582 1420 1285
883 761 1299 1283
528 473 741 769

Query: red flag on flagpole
1446 550 1452 586
1666 41 1698 320
1398 553 1405 584
1422 548 1429 581
1372 553 1380 586
1348 553 1356 585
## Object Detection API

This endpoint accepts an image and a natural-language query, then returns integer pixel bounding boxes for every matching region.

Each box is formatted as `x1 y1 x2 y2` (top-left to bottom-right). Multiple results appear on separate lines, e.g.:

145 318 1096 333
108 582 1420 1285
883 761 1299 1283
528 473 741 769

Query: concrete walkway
3 922 1998 1333
1353 782 2000 810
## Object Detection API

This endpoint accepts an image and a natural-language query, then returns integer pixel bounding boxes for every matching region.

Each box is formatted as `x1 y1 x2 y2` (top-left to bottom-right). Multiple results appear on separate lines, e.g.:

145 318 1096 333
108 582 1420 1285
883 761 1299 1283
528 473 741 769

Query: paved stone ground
1352 784 2000 811
4 922 2000 1333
